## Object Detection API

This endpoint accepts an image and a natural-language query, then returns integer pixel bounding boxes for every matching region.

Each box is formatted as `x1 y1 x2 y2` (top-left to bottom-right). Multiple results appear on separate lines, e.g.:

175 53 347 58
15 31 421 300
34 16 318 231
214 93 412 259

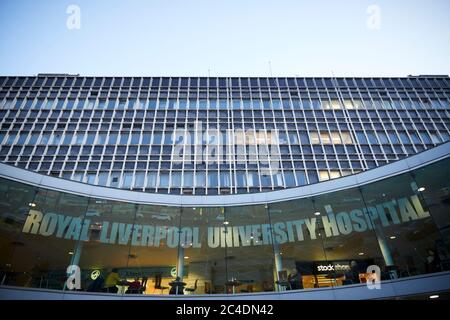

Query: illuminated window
353 100 364 109
319 170 330 181
321 100 332 109
320 132 331 144
341 132 353 144
331 100 341 109
310 132 320 144
331 132 342 144
343 100 354 109
329 171 341 179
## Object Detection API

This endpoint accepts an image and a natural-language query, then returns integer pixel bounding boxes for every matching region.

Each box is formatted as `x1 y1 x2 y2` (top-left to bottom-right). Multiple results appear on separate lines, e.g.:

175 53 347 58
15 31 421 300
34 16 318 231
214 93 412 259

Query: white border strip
0 142 449 207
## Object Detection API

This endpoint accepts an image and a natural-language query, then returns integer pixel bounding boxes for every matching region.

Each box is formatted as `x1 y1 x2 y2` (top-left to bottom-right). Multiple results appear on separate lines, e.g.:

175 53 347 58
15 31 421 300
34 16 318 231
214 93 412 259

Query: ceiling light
358 252 365 256
28 203 36 207
389 236 396 240
314 211 321 216
223 221 229 225
184 256 189 259
418 187 426 192
68 251 74 255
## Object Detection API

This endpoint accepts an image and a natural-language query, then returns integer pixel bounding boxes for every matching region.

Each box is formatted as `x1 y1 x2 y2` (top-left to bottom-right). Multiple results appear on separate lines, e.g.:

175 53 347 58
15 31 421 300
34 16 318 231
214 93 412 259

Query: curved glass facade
0 156 449 295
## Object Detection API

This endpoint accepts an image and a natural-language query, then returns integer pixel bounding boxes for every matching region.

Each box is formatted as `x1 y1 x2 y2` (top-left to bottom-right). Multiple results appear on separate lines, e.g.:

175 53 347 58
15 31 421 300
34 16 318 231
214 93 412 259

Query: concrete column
273 240 284 291
177 245 185 280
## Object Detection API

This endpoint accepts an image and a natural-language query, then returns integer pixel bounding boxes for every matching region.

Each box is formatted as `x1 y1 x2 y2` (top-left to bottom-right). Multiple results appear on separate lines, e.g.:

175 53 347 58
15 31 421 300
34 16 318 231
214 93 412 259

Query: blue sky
0 0 449 77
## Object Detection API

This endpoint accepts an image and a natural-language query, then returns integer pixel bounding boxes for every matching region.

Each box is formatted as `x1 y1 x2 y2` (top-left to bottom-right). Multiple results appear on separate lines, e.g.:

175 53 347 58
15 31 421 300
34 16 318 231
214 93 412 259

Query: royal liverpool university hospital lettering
21 194 429 249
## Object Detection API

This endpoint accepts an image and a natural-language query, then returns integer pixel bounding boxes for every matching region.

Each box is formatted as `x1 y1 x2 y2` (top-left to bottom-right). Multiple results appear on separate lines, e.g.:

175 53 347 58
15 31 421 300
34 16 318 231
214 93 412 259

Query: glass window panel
159 173 170 188
331 132 342 144
108 134 118 145
208 172 218 188
360 167 445 278
134 172 145 188
146 172 157 188
341 132 353 144
196 172 206 187
268 198 328 290
310 132 320 144
180 207 225 294
171 172 182 187
319 170 330 181
377 132 389 144
313 187 386 286
183 172 193 187
225 205 275 293
320 132 331 144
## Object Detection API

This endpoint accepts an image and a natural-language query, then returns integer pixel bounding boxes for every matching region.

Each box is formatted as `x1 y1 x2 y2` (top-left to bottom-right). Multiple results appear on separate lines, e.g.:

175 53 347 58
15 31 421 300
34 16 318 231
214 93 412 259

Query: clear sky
0 0 449 77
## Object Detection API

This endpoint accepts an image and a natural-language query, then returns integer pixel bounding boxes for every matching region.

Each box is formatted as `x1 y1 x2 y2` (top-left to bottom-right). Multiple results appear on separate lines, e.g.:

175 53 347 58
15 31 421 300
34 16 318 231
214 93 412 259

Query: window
110 173 121 188
17 134 28 144
208 171 218 187
289 132 299 144
152 133 162 144
119 133 129 144
319 132 331 144
131 133 141 144
122 173 133 188
220 172 231 187
171 172 182 187
319 170 330 181
341 132 353 144
284 171 296 186
97 133 107 144
366 132 379 144
108 133 118 144
343 100 354 109
429 132 441 144
196 172 206 187
75 133 85 144
410 132 421 144
399 132 411 144
159 173 169 187
183 172 193 187
354 132 366 144
377 132 389 144
86 174 96 184
146 172 157 187
40 134 51 144
388 132 400 144
330 132 342 144
329 171 341 179
134 172 145 188
98 173 108 186
236 171 246 187
86 134 96 144
310 132 320 144
295 171 307 185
